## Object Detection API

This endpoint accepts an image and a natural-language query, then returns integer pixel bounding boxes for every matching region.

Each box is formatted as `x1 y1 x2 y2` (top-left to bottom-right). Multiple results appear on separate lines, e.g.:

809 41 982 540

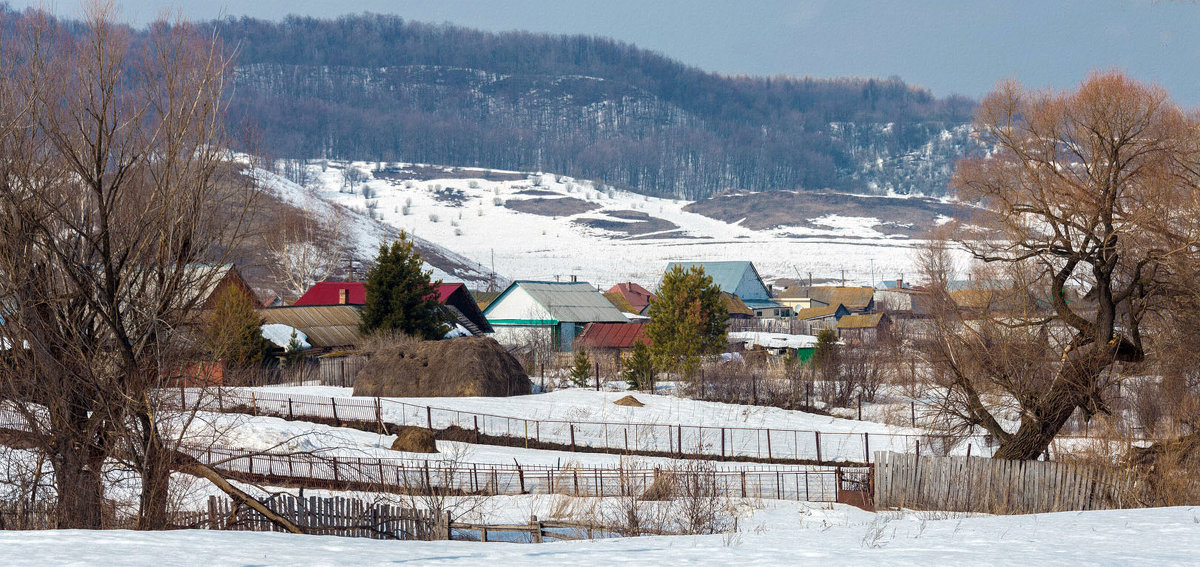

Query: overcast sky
12 0 1200 104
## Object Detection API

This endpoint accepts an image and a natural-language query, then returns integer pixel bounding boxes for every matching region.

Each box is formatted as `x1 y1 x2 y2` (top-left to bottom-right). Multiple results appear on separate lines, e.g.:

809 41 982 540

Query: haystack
613 395 645 407
353 336 530 398
390 426 438 453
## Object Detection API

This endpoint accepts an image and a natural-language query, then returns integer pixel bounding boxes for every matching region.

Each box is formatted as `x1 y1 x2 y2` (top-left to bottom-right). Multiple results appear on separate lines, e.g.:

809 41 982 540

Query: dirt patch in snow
684 190 969 235
504 197 599 217
572 209 679 237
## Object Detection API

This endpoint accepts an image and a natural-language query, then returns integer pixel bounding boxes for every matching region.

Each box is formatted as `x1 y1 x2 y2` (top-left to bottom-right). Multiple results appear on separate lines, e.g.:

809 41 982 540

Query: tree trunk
136 416 172 530
992 347 1112 460
54 441 106 529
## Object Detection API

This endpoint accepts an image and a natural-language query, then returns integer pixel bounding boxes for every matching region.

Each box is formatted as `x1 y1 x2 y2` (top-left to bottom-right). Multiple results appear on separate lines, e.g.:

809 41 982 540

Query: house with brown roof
779 286 875 314
836 312 891 343
793 303 850 333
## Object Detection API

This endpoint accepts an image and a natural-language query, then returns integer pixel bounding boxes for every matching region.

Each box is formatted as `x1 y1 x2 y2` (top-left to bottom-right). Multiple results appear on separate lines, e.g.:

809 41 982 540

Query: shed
779 286 875 314
793 303 851 333
836 312 891 343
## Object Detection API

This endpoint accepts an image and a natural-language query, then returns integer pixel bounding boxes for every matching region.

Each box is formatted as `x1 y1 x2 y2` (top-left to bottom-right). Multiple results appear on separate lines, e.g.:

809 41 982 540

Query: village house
664 261 788 318
606 282 656 315
778 285 875 315
792 303 851 333
484 280 628 351
292 281 492 336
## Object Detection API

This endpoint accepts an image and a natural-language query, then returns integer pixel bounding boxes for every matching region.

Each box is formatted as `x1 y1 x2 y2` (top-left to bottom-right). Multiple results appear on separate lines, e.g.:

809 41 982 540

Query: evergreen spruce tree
622 340 655 391
359 232 449 339
207 286 271 367
645 264 726 379
569 349 592 387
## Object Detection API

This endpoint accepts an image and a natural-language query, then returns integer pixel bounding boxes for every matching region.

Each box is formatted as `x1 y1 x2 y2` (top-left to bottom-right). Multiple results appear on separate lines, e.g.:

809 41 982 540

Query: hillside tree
359 232 449 339
646 265 726 378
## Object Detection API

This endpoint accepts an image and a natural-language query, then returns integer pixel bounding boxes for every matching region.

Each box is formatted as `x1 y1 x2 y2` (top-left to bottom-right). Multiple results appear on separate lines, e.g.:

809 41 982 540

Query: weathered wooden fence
197 494 441 540
873 451 1136 514
192 445 846 502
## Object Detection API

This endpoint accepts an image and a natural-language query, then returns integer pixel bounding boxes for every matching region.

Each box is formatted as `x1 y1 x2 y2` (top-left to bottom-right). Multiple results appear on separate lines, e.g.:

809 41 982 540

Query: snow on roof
260 324 311 350
728 331 818 350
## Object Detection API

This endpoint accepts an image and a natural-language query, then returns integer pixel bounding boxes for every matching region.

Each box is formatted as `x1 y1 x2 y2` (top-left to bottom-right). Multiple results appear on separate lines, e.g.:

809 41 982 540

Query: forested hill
166 13 976 197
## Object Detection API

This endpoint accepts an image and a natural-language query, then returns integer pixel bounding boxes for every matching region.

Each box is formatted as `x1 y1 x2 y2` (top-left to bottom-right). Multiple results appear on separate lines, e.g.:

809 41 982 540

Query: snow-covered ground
260 160 943 287
4 504 1198 566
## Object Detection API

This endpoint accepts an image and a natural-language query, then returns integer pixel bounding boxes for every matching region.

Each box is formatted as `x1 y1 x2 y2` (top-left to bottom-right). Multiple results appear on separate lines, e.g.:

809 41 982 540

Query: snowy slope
250 165 500 286
5 505 1198 566
278 160 957 288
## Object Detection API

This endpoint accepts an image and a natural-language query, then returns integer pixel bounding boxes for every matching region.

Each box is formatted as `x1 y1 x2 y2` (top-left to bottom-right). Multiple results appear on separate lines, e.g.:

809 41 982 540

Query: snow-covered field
5 504 1197 566
261 160 941 287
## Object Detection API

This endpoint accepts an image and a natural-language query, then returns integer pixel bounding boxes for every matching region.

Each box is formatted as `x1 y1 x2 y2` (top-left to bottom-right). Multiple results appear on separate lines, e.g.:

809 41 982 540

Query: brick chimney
338 288 349 304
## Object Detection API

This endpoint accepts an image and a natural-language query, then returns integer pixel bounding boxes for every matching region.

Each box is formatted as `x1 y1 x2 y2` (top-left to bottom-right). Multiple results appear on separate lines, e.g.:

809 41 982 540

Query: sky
11 0 1200 104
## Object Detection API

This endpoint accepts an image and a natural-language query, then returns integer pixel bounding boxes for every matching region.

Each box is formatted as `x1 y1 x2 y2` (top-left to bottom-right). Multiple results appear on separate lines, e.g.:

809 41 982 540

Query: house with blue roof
662 261 790 318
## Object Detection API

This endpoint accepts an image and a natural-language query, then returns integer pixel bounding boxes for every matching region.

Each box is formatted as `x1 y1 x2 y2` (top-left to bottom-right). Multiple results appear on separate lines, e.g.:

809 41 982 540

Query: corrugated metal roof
293 282 366 306
742 299 782 310
576 322 649 349
260 306 362 348
515 281 628 323
604 292 637 313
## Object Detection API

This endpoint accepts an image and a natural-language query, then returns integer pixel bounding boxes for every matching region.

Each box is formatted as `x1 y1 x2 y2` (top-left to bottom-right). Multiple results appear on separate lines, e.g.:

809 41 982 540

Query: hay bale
613 395 645 407
390 426 438 453
353 336 530 398
639 470 677 501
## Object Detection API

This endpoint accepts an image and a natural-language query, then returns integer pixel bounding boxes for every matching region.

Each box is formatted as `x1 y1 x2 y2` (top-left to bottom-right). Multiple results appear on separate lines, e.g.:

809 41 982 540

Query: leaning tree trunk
992 346 1115 460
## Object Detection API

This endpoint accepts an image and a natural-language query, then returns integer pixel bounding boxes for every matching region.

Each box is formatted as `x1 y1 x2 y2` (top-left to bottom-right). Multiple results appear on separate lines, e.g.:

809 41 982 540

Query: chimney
338 288 349 305
896 277 903 290
570 275 577 283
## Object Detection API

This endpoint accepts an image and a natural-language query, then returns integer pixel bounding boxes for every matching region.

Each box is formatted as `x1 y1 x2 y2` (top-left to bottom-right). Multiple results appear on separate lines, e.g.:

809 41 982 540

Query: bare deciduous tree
0 7 257 528
926 71 1200 460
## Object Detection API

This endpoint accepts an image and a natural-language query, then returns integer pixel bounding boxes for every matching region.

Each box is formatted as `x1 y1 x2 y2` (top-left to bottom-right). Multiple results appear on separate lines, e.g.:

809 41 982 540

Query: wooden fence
873 451 1135 514
195 494 441 540
171 387 972 464
192 445 847 502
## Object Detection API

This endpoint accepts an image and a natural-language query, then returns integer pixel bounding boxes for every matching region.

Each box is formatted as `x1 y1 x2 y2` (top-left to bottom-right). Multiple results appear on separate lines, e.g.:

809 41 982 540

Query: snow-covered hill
270 160 953 288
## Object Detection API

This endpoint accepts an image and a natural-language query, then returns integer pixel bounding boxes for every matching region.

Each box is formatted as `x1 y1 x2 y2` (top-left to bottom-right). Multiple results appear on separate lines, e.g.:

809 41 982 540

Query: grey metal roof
517 281 628 323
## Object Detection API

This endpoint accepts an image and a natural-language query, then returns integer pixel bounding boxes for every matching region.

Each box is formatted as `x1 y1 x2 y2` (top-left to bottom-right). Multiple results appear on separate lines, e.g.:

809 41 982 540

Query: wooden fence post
570 424 576 451
531 515 543 543
863 433 870 463
766 429 773 460
250 392 258 416
426 407 433 430
814 431 822 463
331 399 340 426
474 416 481 444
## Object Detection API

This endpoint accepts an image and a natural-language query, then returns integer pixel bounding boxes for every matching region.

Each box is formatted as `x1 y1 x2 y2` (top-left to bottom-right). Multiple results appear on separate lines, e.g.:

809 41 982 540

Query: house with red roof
606 282 656 315
575 322 650 352
290 281 491 336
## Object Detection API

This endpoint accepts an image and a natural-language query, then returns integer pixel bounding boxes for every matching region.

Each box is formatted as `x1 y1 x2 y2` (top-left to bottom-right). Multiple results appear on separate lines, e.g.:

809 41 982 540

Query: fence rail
191 445 847 502
873 451 1136 514
169 388 980 464
196 493 440 540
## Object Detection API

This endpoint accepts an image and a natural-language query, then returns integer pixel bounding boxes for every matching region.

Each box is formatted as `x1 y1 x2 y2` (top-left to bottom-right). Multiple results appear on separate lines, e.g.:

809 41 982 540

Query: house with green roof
663 261 789 318
484 281 629 352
